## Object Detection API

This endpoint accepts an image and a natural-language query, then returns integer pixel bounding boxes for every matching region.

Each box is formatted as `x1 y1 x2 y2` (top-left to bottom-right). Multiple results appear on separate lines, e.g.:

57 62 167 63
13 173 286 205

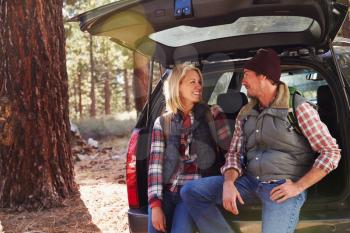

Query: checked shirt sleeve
210 105 232 151
296 102 341 173
220 118 244 176
147 117 165 208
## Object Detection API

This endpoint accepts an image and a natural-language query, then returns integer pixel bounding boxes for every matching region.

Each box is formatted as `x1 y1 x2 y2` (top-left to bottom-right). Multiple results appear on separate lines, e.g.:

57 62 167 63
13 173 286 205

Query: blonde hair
164 64 203 113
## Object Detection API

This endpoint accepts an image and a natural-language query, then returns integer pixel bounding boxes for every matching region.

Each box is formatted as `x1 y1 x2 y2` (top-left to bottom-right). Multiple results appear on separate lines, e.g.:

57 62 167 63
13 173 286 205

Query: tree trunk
77 71 83 118
104 73 111 115
89 35 96 117
124 69 131 112
133 52 149 113
73 77 79 118
0 0 77 210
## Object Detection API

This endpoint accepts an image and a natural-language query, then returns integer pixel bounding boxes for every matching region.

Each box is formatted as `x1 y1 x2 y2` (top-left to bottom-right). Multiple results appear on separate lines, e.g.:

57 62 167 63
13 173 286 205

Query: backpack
287 86 317 135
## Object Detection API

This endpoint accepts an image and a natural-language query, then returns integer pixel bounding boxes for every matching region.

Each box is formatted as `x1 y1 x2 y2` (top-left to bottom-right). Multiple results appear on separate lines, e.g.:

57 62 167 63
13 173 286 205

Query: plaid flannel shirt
148 105 231 208
221 102 341 176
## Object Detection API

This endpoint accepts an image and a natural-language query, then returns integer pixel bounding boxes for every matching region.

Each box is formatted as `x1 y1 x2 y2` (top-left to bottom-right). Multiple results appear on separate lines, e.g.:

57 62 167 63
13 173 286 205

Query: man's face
242 69 265 98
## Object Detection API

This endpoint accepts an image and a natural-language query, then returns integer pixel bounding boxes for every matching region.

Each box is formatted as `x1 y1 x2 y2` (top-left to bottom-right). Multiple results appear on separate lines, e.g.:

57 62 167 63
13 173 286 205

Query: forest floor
0 136 130 233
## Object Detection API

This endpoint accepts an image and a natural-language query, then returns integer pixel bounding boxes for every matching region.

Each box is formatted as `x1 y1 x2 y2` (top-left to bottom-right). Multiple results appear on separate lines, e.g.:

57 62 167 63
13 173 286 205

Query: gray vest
239 86 314 181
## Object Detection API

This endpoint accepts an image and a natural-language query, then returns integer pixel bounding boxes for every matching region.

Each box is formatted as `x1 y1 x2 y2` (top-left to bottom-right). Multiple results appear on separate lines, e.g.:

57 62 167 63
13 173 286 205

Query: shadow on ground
0 194 102 233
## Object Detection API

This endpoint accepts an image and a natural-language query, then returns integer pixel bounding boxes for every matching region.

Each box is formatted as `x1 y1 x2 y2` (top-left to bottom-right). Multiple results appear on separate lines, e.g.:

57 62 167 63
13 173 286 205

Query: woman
148 64 231 233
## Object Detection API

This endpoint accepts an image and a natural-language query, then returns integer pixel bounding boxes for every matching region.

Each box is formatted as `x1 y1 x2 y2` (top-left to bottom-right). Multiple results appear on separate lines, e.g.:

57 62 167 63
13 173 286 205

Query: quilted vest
237 83 314 181
161 103 224 184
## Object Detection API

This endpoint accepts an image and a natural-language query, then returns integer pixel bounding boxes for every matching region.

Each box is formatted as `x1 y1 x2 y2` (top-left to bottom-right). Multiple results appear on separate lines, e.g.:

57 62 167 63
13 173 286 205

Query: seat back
217 90 248 132
317 85 338 138
307 85 342 199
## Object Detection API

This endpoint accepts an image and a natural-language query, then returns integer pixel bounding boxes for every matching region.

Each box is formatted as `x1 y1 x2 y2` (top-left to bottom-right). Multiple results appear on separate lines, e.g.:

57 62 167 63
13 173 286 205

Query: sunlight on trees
64 0 134 120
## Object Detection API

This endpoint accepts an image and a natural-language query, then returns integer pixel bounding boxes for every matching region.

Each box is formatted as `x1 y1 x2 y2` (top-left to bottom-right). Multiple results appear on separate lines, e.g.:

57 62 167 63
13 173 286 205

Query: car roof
71 0 348 66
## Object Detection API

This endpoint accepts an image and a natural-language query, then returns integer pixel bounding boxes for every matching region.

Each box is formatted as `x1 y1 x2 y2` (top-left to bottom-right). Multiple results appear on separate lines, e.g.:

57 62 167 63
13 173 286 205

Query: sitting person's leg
181 175 258 233
171 193 195 233
180 176 232 233
259 180 307 233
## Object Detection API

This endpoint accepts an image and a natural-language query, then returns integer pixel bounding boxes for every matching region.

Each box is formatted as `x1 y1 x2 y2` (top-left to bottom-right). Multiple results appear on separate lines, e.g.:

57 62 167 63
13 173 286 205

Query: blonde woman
147 64 231 233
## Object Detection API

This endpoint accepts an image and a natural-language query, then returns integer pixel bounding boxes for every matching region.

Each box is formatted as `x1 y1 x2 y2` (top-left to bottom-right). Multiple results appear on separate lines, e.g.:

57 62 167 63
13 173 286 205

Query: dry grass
0 136 130 233
74 112 137 140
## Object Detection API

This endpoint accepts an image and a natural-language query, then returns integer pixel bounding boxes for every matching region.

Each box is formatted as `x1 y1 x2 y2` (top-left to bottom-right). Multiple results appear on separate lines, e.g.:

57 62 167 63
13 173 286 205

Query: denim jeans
148 190 195 233
180 175 306 233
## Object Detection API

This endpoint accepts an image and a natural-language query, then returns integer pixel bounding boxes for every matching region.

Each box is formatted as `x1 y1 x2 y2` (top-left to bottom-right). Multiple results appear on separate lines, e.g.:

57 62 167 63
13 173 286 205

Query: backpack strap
287 87 303 135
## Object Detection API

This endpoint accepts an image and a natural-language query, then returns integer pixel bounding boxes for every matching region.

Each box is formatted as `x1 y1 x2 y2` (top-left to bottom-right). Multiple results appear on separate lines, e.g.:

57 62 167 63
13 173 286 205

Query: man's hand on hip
270 179 303 203
270 167 328 203
223 180 244 215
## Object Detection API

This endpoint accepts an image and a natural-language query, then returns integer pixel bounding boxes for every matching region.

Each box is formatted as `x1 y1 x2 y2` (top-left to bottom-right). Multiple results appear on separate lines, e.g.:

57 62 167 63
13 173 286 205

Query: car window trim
146 59 154 127
330 40 350 110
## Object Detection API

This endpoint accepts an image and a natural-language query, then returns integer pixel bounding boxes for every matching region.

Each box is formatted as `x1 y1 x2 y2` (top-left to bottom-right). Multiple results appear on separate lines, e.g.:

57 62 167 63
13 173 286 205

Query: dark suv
72 0 350 232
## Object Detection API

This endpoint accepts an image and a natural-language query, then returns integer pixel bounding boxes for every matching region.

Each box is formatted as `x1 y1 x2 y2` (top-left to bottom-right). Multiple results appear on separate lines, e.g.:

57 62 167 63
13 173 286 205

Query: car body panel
128 208 350 233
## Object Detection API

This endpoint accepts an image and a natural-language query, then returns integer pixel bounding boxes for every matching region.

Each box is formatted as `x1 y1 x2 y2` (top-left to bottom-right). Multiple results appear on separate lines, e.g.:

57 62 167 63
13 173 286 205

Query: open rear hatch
71 0 348 66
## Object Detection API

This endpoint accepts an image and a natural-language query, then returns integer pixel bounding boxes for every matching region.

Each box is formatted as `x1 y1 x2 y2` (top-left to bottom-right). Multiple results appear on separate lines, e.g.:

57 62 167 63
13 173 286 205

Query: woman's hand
152 206 166 232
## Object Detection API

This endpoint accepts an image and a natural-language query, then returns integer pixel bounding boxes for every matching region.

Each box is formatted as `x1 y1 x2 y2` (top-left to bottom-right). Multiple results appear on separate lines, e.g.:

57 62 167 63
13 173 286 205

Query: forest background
64 0 154 137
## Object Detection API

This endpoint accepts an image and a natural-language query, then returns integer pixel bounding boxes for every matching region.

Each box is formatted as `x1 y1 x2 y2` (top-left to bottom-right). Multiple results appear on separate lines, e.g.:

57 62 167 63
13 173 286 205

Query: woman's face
179 70 202 107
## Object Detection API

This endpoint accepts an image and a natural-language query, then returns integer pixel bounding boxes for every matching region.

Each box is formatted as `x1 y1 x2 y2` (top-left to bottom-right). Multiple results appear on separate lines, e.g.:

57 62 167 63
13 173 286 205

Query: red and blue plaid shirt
221 102 341 176
148 105 231 208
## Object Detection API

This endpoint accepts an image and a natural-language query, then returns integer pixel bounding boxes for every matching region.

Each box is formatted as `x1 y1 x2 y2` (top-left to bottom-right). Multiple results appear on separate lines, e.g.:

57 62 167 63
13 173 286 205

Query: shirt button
256 176 260 180
256 129 259 133
255 157 259 160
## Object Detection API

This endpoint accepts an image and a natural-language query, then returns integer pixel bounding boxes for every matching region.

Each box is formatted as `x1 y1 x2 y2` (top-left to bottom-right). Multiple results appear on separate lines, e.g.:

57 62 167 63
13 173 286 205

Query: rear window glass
207 72 233 105
238 69 326 104
150 16 317 47
280 71 327 104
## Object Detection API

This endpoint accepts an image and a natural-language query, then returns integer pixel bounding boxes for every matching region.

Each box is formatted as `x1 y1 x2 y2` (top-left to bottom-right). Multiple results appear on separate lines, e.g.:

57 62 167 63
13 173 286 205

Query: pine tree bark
133 52 149 113
73 78 79 118
0 0 77 210
124 69 131 112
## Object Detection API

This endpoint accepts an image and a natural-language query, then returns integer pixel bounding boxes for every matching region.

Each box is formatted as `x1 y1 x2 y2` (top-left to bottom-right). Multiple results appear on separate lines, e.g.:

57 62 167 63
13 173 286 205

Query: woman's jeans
180 175 306 233
148 190 195 233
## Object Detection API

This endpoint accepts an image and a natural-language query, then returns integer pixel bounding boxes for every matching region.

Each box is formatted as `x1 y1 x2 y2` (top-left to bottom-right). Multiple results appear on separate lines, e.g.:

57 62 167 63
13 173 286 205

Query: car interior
132 57 348 221
200 64 346 217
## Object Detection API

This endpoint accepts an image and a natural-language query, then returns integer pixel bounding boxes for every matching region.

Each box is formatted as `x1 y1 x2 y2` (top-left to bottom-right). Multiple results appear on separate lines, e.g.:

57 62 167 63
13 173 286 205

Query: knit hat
244 48 281 83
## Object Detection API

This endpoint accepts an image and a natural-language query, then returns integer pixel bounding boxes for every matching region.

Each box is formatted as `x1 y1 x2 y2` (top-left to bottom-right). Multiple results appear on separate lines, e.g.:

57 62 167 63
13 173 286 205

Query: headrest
217 90 248 114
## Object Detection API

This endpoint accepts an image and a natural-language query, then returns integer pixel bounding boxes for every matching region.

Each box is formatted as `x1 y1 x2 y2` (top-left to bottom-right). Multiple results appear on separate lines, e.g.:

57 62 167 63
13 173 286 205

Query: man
180 48 341 233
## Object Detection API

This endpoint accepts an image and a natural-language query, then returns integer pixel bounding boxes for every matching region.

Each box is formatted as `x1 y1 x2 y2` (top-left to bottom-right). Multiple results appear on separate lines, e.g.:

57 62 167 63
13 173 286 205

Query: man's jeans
148 191 195 233
181 175 306 233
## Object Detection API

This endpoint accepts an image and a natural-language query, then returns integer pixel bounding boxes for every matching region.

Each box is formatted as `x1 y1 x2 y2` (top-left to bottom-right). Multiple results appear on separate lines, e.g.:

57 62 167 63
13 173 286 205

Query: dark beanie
244 48 281 83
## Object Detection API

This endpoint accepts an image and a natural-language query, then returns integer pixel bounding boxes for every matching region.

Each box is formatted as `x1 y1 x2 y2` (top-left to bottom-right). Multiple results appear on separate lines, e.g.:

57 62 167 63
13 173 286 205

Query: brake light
126 129 140 208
